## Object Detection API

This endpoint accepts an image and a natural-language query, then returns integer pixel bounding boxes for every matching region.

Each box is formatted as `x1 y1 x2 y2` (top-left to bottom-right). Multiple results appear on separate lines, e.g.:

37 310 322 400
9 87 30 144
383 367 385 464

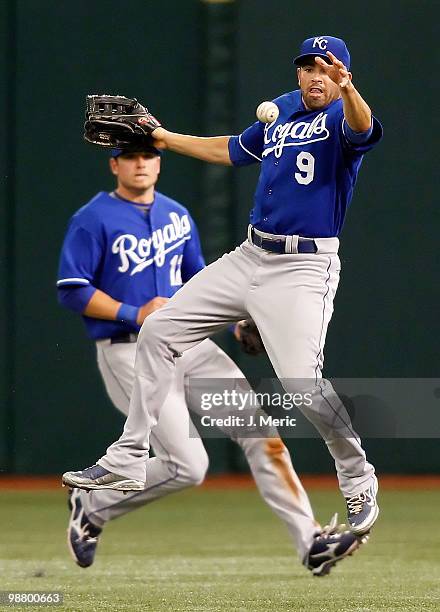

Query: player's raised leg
246 241 378 534
62 243 256 489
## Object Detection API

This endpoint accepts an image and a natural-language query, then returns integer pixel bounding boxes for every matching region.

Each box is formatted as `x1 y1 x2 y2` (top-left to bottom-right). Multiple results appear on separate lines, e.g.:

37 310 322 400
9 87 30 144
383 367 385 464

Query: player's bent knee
181 452 209 486
137 312 178 357
138 311 165 342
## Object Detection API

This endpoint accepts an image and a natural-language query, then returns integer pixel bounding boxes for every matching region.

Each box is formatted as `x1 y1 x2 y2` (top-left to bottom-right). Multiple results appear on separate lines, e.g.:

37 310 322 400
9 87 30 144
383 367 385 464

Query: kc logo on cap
312 37 329 50
293 35 351 70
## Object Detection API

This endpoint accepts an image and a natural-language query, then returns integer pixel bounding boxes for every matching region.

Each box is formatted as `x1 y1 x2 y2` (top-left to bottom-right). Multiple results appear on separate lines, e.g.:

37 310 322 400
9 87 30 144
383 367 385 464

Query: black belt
110 333 139 344
250 227 317 254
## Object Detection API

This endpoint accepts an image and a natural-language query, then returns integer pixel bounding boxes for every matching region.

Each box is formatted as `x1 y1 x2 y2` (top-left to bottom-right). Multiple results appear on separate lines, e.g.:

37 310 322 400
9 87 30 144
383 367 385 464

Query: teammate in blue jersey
64 36 383 537
57 149 204 338
58 143 364 575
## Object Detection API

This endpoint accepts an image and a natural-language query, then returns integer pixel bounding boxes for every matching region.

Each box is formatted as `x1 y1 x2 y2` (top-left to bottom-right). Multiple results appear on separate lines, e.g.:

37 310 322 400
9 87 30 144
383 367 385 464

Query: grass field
1 485 440 611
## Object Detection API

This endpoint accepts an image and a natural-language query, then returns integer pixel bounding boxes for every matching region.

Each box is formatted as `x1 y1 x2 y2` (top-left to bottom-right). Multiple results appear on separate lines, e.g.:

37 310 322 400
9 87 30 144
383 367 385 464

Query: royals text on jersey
228 90 383 237
57 192 205 339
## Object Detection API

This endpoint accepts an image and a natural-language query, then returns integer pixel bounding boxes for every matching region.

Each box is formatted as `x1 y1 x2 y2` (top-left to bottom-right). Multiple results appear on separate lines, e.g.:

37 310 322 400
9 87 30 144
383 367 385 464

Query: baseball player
57 143 363 575
64 36 383 537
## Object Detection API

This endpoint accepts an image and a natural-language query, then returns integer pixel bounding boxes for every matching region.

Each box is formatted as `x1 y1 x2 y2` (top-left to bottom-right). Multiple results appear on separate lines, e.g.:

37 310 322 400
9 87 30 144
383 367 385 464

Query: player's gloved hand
235 319 265 356
84 94 162 149
137 297 169 325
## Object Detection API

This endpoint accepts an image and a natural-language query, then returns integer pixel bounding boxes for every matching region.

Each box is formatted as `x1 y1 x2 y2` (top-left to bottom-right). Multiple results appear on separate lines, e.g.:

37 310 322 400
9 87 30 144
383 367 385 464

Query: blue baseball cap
294 36 350 69
111 144 162 158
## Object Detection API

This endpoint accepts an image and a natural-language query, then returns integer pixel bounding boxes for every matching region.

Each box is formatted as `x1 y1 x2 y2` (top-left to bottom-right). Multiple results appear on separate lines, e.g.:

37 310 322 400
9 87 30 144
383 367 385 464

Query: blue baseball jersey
228 90 383 237
57 191 205 339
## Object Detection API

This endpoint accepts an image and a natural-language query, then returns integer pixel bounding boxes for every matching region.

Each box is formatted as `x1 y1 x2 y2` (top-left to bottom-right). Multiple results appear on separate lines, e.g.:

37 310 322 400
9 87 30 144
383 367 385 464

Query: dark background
1 0 438 474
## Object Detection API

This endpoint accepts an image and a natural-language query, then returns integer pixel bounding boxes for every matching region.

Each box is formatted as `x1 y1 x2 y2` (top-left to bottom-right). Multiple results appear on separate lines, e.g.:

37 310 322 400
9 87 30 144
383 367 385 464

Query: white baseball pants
84 337 318 559
99 240 375 498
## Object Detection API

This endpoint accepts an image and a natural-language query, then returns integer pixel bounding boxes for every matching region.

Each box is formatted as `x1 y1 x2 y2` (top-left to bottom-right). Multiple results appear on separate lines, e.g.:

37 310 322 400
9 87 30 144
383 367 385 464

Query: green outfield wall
0 0 438 475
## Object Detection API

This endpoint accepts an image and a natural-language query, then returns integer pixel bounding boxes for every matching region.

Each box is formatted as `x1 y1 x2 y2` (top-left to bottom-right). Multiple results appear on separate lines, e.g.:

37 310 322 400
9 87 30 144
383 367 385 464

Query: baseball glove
84 94 162 148
237 319 265 356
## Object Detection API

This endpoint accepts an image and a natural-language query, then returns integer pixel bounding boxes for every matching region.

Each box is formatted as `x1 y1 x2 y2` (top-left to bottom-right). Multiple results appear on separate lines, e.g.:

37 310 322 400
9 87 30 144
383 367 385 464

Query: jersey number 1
295 152 315 185
170 254 183 286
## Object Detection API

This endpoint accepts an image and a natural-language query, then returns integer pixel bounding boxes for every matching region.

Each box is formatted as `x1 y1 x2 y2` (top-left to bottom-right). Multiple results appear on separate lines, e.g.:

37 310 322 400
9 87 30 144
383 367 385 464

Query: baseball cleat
304 513 366 577
62 464 144 491
345 475 379 535
67 488 102 568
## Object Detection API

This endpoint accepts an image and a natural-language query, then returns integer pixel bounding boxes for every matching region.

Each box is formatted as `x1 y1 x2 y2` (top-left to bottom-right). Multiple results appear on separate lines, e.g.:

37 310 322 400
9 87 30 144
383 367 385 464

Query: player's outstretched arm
315 51 371 132
84 95 232 164
152 128 233 166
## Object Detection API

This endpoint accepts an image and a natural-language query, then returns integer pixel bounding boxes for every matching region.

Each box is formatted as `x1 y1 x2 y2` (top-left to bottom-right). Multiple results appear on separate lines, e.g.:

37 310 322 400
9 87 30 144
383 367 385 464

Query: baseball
256 101 279 123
